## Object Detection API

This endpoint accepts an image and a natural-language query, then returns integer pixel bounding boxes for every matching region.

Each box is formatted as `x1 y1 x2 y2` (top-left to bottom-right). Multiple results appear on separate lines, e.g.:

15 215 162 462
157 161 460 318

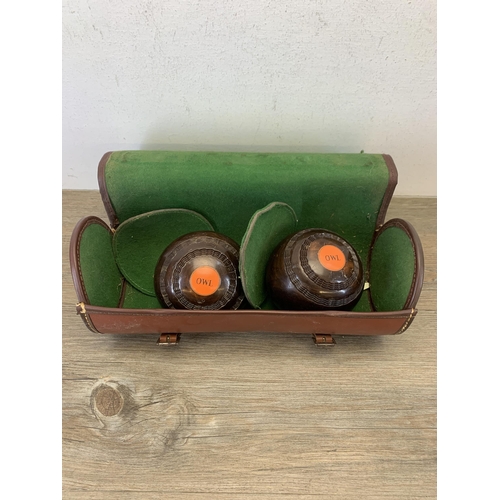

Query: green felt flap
102 151 391 268
121 282 164 309
349 289 372 312
77 219 124 307
369 221 419 311
240 202 298 309
112 209 214 296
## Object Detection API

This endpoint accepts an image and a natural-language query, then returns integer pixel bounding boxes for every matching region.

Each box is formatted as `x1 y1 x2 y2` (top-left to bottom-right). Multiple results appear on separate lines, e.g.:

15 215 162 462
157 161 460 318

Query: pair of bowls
154 229 365 311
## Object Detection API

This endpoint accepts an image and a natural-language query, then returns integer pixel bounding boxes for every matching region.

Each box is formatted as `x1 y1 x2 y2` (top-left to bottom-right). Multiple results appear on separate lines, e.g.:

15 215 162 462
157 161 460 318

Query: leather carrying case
70 151 424 345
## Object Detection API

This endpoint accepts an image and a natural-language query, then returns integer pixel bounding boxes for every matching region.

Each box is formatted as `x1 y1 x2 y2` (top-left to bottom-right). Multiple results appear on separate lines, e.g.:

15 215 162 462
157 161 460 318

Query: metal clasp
312 334 336 346
156 333 181 346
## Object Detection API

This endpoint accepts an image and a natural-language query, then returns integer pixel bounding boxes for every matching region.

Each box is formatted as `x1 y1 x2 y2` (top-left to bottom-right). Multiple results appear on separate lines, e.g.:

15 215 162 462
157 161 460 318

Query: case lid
99 151 397 268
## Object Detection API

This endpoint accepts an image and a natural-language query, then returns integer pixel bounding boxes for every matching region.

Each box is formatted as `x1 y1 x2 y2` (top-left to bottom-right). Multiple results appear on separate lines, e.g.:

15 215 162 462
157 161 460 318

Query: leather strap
82 304 415 336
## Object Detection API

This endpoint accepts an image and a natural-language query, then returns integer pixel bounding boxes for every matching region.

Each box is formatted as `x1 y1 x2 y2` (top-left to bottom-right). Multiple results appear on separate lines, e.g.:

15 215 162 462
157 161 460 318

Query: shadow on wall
139 127 369 154
137 142 368 154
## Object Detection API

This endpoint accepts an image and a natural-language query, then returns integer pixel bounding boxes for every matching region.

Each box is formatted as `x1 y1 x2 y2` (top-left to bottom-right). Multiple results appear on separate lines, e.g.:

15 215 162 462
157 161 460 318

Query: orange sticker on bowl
318 245 346 271
189 266 221 296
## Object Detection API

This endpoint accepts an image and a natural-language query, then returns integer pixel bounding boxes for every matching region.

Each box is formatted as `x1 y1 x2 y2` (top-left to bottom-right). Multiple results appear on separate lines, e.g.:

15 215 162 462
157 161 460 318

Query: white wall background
62 0 436 195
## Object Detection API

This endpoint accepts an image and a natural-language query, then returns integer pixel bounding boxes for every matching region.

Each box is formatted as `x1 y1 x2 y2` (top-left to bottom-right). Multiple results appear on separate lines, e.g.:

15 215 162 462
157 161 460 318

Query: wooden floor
62 191 436 499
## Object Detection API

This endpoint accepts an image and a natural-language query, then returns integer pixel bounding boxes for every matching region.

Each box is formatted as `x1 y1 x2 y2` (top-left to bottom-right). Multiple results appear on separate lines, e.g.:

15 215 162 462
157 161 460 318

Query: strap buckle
312 334 336 346
157 333 181 346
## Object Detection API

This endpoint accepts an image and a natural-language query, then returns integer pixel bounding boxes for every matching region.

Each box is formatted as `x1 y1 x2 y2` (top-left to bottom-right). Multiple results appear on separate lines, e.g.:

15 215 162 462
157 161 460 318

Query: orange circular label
318 245 346 271
189 266 221 296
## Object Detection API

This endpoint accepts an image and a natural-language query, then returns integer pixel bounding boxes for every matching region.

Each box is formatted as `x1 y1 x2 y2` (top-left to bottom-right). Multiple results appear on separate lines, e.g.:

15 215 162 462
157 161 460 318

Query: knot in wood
93 385 124 417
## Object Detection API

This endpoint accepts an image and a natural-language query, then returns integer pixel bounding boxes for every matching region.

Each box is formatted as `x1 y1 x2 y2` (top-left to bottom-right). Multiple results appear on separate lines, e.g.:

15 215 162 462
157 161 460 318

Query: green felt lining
350 289 372 312
78 222 123 307
112 209 214 296
104 151 389 268
74 150 422 313
239 202 298 309
369 226 416 311
121 282 164 309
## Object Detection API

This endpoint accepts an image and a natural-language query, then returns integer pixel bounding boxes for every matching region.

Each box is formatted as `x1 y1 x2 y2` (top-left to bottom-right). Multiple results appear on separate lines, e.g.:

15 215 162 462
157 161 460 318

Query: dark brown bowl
154 231 245 310
266 228 364 310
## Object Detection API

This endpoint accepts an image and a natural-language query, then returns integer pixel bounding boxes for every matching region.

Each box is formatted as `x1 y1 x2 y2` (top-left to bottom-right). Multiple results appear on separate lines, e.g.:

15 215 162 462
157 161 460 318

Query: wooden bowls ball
154 231 245 310
266 228 365 310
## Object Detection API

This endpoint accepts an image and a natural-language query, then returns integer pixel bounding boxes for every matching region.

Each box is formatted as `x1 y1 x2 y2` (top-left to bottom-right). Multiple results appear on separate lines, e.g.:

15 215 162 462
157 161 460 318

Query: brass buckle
312 334 335 346
156 333 181 346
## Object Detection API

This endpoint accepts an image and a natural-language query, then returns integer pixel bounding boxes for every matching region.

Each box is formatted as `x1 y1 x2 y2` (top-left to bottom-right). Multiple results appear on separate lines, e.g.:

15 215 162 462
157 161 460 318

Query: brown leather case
70 152 424 345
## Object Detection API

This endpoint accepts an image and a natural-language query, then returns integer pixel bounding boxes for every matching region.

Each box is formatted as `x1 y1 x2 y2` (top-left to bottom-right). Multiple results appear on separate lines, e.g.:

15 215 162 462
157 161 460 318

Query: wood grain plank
63 191 436 499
